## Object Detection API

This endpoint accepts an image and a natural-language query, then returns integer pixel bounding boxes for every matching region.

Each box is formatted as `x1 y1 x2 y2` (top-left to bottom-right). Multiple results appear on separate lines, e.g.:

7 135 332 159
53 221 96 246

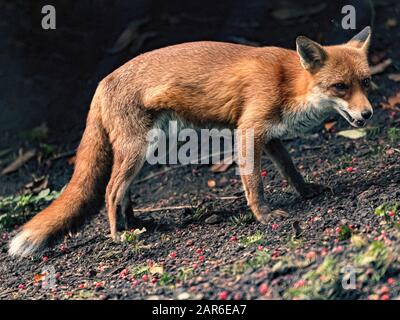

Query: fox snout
350 100 374 127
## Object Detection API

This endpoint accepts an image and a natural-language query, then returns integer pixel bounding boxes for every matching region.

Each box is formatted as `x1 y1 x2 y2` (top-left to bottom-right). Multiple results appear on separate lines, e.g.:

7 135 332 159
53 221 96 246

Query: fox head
296 27 373 128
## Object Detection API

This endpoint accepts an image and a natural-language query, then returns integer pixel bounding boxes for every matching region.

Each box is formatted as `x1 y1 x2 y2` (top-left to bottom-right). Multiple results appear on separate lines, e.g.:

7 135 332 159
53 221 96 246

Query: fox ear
348 26 371 52
296 36 327 72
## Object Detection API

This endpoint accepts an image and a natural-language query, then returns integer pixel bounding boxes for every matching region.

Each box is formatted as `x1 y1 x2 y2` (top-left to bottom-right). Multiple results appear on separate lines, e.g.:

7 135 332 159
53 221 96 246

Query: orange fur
9 28 373 257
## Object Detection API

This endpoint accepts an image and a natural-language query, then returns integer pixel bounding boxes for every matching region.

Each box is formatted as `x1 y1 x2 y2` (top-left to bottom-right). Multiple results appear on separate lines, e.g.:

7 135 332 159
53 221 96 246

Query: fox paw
299 183 327 199
256 207 289 224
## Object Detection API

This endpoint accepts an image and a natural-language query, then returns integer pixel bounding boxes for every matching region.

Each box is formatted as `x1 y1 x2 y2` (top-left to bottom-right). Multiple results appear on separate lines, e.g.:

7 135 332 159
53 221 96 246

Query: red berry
18 284 25 290
257 245 264 251
151 277 158 284
142 274 149 282
131 279 139 287
196 248 203 254
78 283 86 289
186 239 194 246
119 268 129 278
261 169 267 177
219 291 228 300
259 283 269 295
199 255 205 262
192 263 199 270
335 227 341 233
381 294 390 300
169 251 177 259
346 167 355 173
380 286 390 294
230 236 238 242
42 256 49 263
387 278 395 285
388 211 395 217
306 251 317 260
294 279 305 288
233 293 241 300
271 223 279 231
333 245 343 253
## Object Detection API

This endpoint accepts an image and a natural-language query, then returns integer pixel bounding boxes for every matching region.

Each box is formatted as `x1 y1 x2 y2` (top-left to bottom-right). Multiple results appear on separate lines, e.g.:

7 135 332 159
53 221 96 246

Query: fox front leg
237 128 288 223
264 138 326 198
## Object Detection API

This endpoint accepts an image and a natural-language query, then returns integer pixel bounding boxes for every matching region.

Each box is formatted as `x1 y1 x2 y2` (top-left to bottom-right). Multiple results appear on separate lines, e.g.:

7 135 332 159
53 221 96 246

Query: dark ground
0 1 400 300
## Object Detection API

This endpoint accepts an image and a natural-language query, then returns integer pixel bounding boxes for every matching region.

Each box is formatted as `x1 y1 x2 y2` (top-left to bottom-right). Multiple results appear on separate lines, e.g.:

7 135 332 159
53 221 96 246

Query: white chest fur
269 93 341 139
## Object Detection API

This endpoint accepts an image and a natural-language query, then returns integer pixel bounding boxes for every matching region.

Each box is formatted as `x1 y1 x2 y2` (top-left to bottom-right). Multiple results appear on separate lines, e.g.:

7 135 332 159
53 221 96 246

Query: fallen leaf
337 129 367 139
380 92 400 110
149 264 164 275
34 273 45 283
370 52 387 65
324 121 336 131
207 179 216 188
1 149 36 175
67 156 76 166
388 73 400 82
370 58 392 75
210 155 234 173
24 175 49 193
386 18 398 28
107 18 149 54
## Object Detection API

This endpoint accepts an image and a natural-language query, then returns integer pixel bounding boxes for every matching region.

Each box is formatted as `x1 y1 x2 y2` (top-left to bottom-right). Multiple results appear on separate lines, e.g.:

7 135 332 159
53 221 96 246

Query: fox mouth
336 108 366 128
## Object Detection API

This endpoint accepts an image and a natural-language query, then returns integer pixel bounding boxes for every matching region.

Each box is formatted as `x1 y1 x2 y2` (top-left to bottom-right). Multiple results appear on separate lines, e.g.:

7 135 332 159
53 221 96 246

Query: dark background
0 0 378 147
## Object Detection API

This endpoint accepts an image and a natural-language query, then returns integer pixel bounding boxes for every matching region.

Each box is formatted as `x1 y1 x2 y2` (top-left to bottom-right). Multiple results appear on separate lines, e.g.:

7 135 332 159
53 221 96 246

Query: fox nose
361 110 372 120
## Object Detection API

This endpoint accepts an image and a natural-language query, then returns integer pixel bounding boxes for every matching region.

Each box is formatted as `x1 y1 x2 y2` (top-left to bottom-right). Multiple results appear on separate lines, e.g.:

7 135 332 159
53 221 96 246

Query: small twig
49 150 76 162
215 196 242 200
133 205 193 213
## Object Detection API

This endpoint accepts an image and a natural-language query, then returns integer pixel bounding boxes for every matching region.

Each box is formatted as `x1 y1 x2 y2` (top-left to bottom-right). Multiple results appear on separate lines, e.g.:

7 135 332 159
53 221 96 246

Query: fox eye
333 82 349 91
362 78 371 89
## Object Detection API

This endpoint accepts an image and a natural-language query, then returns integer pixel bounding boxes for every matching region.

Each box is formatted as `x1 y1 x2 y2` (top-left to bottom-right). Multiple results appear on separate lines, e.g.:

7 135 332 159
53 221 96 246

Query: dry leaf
1 149 36 175
371 52 387 65
370 58 392 75
107 18 149 54
380 92 400 110
324 121 336 131
67 155 76 166
388 73 400 82
34 273 45 283
207 179 216 188
210 155 234 173
149 264 164 275
337 129 367 139
386 18 398 28
24 175 49 193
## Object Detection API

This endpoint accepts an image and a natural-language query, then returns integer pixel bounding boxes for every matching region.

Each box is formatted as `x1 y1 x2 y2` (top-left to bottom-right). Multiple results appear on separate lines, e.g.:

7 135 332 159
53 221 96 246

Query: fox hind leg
106 144 147 240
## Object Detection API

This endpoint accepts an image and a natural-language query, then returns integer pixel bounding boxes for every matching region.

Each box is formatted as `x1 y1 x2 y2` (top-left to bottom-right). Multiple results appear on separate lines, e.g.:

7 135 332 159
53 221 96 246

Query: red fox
9 27 373 257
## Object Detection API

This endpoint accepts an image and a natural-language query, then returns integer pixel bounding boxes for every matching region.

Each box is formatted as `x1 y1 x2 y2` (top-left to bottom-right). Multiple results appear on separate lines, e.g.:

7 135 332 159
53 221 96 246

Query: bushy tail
9 101 112 257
